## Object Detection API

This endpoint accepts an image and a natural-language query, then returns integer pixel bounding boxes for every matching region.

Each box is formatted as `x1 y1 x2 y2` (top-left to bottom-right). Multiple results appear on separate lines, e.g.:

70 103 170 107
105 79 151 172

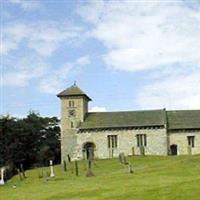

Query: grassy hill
1 155 200 200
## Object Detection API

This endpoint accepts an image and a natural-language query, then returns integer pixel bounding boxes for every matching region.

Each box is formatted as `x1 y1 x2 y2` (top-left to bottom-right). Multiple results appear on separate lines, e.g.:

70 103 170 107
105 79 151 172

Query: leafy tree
0 112 61 177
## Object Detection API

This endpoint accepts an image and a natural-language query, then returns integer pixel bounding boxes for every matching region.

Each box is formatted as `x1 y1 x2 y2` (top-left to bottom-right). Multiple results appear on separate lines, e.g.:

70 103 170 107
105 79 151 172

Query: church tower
57 83 91 161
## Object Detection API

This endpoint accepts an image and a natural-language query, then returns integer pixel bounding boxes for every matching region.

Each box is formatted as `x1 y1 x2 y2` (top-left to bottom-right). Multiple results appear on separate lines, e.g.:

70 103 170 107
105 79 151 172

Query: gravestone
119 153 123 163
128 163 134 174
67 154 71 163
20 164 26 179
49 160 55 177
86 147 94 177
75 160 79 176
119 153 128 165
0 168 5 185
63 160 67 172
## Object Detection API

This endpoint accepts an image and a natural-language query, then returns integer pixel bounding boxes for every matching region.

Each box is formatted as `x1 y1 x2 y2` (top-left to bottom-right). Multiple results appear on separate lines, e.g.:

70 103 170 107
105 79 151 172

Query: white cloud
89 106 107 112
39 56 91 94
1 56 48 87
1 21 83 56
136 65 200 109
76 56 90 66
78 1 200 72
9 0 41 11
78 1 200 109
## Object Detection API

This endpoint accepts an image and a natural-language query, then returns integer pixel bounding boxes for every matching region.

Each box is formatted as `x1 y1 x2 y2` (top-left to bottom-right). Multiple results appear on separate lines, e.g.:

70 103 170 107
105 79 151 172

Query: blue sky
1 0 200 118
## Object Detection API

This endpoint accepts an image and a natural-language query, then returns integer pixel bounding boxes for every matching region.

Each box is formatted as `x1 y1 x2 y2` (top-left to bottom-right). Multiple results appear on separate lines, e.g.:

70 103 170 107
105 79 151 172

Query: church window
187 136 195 147
136 134 147 147
69 100 75 107
107 135 118 148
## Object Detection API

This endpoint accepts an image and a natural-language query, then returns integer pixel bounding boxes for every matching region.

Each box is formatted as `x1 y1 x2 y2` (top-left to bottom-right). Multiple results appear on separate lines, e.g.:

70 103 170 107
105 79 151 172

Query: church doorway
170 144 178 155
82 142 95 160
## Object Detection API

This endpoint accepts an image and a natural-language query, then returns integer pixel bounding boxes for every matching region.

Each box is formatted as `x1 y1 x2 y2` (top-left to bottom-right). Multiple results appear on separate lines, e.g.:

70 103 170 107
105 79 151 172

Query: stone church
57 84 200 161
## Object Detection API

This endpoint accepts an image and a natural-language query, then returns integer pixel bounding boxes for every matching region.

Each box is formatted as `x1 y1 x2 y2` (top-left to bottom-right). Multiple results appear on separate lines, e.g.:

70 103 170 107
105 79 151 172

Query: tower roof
57 84 92 101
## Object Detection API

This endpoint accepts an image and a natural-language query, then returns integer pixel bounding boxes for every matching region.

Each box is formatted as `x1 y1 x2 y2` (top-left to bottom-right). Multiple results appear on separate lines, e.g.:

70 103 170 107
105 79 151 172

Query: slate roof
167 110 200 130
79 109 200 130
79 109 166 130
57 84 91 101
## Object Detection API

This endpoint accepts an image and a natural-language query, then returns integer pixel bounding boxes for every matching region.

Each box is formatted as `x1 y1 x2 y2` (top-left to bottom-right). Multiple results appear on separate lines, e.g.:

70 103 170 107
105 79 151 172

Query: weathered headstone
49 160 55 177
119 153 128 165
0 168 5 185
86 147 94 177
119 153 123 164
38 167 44 179
67 154 71 163
63 160 67 172
128 163 134 174
20 164 26 179
75 160 79 176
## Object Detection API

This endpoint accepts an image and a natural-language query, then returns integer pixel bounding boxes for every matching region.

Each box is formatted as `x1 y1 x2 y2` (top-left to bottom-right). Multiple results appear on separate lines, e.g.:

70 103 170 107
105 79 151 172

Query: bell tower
57 83 91 161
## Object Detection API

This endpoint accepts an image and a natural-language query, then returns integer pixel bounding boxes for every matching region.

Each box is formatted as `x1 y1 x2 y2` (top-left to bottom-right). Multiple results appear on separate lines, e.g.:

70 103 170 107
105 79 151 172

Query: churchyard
1 155 200 200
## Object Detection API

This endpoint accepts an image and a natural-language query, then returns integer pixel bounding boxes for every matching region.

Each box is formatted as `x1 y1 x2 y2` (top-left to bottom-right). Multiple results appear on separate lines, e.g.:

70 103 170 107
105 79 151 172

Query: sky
1 0 200 118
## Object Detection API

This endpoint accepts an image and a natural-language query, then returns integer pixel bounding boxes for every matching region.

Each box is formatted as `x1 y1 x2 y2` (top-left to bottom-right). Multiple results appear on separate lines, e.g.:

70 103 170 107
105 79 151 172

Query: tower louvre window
69 100 75 107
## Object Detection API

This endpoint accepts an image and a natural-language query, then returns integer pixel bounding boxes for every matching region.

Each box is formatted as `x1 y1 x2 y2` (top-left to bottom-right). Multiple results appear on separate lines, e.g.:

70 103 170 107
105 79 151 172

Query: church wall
61 129 77 163
76 127 168 159
169 130 200 155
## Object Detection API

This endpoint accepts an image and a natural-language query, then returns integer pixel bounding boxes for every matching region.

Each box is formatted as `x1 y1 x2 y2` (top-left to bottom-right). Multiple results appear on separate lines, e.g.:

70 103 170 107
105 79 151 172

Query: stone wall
76 127 168 159
169 130 200 155
60 96 88 162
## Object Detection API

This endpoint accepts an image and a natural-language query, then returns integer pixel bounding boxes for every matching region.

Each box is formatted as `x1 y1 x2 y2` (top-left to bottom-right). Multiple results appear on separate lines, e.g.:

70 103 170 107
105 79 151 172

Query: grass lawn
1 155 200 200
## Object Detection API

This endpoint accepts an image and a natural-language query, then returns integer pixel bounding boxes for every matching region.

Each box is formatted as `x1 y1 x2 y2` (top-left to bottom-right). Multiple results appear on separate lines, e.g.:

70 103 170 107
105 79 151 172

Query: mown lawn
1 155 200 200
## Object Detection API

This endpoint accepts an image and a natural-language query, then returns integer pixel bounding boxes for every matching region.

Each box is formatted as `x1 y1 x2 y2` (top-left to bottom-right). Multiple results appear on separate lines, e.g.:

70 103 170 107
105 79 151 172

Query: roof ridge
88 109 165 114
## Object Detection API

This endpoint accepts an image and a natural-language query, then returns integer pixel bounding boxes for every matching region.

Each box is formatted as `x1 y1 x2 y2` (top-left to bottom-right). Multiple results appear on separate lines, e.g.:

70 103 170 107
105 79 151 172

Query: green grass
1 155 200 200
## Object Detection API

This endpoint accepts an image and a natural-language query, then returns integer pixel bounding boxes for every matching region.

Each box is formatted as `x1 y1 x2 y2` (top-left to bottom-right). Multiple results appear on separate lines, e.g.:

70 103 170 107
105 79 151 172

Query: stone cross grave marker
49 160 55 177
0 168 5 185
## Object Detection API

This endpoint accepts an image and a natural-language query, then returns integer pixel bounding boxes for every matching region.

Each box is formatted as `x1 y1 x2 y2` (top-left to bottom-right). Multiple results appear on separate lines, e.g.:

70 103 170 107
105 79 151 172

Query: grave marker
75 160 79 176
128 163 134 174
86 147 94 177
0 168 5 185
119 152 128 165
49 160 55 177
63 160 67 172
20 164 26 179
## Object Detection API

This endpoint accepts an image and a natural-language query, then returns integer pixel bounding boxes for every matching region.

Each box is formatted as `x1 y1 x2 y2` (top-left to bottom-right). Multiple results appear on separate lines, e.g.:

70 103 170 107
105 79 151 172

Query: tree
0 112 61 178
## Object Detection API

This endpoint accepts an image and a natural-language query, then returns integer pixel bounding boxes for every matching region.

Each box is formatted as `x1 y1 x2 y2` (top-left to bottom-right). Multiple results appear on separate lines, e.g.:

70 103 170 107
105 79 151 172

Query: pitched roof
167 110 200 130
57 84 91 101
79 109 166 130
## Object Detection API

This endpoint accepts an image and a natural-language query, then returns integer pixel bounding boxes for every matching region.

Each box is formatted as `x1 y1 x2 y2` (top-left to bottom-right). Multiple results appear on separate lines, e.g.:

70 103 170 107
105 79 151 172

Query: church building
57 84 200 161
